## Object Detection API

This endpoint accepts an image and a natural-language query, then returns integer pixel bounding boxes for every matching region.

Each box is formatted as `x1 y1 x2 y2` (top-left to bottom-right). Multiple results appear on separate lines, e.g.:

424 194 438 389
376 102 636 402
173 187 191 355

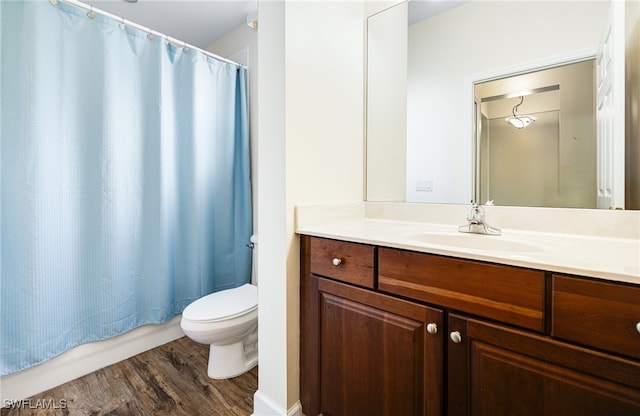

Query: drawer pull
450 331 462 344
636 322 640 335
426 323 438 335
332 258 342 267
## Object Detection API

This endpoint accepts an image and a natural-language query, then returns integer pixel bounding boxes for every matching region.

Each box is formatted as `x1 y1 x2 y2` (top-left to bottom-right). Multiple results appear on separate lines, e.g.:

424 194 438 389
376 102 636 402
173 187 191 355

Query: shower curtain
0 1 252 375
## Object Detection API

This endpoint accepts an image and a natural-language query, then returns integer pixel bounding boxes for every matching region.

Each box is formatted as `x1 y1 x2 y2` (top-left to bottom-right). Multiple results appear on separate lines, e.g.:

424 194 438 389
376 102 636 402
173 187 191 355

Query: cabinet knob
450 331 462 344
332 258 342 267
636 322 640 335
426 323 438 335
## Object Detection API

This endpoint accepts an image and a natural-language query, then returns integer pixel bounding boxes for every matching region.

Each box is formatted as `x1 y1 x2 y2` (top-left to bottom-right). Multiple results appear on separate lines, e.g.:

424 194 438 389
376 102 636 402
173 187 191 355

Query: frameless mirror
365 0 639 209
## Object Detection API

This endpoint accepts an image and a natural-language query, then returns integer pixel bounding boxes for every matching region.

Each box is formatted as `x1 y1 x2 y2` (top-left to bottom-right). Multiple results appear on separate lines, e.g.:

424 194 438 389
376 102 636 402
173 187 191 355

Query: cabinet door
317 277 443 416
448 314 640 416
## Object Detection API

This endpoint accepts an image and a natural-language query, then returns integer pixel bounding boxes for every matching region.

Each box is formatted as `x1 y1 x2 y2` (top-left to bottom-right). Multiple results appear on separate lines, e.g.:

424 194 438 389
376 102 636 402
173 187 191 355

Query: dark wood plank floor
1 337 257 416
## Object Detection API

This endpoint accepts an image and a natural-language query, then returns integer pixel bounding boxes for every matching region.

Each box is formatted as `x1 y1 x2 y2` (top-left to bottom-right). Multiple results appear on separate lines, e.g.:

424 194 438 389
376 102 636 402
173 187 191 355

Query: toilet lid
182 283 257 322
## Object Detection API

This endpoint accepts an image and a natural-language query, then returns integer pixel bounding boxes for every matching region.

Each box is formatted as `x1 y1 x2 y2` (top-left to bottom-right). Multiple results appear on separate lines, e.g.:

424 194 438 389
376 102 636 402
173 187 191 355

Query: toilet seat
182 284 257 323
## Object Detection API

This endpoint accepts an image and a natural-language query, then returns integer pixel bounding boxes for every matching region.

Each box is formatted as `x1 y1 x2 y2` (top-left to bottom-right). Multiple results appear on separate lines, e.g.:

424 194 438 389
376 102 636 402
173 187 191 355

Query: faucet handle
459 203 501 235
467 203 485 223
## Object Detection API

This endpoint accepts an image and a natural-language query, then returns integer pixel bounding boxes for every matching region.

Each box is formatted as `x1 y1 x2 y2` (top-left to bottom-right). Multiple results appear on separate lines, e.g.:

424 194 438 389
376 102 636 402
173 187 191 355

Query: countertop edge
297 219 640 286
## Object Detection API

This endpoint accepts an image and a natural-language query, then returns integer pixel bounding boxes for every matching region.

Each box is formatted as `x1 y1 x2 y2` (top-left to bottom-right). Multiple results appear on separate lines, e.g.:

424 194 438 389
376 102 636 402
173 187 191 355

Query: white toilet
180 236 258 379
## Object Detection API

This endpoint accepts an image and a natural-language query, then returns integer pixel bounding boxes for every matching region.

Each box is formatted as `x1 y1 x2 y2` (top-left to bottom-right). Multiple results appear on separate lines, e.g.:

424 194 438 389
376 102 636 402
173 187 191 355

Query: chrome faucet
458 203 501 236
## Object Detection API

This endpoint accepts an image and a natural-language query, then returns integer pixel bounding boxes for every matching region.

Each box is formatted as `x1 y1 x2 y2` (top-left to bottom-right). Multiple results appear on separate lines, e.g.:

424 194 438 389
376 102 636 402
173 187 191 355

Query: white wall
255 0 375 413
254 2 409 413
254 1 288 413
286 0 367 406
406 0 610 204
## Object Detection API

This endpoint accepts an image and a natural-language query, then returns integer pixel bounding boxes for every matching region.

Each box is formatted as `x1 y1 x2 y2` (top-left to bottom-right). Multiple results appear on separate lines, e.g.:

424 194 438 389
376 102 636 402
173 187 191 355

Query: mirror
365 0 640 209
475 60 597 209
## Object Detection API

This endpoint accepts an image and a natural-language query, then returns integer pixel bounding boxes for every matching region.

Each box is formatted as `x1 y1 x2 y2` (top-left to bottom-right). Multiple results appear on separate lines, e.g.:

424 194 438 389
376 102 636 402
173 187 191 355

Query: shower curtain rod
51 0 244 69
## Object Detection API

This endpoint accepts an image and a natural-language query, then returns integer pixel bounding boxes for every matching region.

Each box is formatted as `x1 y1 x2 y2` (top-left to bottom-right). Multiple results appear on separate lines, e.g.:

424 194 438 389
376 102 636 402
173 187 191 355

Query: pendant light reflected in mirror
505 96 535 129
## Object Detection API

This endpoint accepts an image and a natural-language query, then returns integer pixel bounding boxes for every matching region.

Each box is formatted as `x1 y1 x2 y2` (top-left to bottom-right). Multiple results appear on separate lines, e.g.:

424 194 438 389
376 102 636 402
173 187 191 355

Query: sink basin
407 232 544 253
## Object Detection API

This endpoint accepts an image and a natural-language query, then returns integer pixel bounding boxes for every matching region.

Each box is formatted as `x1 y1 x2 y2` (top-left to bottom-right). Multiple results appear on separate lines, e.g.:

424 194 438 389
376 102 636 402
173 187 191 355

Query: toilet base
207 335 258 379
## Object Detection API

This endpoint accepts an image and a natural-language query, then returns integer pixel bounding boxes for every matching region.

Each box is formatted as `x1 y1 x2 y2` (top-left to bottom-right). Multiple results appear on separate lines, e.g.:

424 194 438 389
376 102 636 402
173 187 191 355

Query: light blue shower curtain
0 0 252 375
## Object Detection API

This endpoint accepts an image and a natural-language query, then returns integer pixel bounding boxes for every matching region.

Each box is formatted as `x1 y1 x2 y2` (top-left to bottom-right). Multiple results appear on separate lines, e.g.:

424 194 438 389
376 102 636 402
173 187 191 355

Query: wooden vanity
299 235 640 416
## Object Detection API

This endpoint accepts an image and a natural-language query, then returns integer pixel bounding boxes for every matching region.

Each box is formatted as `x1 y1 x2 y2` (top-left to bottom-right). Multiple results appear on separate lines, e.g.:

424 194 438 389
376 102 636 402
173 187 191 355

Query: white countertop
297 218 640 285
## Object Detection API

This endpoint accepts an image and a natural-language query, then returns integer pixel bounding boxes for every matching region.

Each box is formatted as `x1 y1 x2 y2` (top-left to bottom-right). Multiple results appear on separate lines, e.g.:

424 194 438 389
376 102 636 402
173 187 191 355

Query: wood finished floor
1 337 257 416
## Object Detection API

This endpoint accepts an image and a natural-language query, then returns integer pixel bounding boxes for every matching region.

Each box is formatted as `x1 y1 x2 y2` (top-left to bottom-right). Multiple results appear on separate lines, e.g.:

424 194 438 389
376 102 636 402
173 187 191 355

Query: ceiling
83 0 258 49
408 0 466 25
81 0 464 50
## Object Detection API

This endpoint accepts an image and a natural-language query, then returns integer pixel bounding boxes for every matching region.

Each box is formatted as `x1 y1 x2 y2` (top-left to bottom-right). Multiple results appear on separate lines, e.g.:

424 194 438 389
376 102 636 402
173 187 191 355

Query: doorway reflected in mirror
475 60 597 209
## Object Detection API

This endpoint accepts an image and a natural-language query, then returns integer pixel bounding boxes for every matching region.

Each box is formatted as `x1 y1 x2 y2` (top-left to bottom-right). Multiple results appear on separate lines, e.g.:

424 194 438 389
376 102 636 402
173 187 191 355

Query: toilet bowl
181 283 258 379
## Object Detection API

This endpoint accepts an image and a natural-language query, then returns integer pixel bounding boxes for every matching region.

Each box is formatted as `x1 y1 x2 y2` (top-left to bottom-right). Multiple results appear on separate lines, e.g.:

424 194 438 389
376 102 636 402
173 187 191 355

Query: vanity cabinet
377 248 545 332
316 278 443 415
301 237 443 416
447 314 640 416
300 235 640 416
552 274 640 360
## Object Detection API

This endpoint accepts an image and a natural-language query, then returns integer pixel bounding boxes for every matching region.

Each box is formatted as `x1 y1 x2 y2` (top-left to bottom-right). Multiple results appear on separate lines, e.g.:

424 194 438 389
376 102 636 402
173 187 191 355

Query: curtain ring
87 6 95 20
182 42 189 53
49 0 58 5
118 17 126 30
146 32 154 40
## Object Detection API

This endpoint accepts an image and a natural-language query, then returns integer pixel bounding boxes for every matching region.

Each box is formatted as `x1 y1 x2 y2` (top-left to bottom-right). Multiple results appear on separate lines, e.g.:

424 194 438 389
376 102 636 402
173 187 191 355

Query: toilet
180 236 258 379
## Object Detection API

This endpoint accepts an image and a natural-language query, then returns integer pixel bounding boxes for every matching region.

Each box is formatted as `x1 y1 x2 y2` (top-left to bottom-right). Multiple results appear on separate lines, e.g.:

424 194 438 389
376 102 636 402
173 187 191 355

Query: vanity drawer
378 248 545 332
552 275 640 360
309 237 375 289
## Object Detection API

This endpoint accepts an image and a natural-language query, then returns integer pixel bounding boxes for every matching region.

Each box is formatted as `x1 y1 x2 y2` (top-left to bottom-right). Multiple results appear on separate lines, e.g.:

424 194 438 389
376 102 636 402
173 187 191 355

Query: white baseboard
253 390 303 416
0 315 184 402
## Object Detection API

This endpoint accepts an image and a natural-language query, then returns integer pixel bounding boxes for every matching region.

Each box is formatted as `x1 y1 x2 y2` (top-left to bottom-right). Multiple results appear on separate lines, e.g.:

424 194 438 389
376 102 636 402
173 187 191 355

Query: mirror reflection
365 0 639 209
476 60 597 209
